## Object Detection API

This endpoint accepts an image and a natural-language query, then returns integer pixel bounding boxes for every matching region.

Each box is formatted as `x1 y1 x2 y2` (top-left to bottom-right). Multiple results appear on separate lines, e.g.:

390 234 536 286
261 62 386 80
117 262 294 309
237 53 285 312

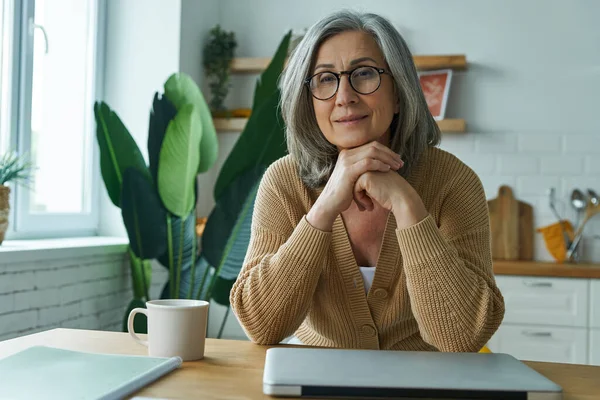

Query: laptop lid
263 347 563 399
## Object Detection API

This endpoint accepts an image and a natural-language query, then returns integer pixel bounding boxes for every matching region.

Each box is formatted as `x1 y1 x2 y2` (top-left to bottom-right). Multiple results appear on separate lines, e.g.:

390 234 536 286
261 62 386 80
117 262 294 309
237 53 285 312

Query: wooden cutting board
487 185 534 261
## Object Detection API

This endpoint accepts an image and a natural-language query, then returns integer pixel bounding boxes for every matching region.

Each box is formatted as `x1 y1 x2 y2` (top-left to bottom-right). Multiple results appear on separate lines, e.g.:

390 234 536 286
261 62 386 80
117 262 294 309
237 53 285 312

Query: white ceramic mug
128 299 209 361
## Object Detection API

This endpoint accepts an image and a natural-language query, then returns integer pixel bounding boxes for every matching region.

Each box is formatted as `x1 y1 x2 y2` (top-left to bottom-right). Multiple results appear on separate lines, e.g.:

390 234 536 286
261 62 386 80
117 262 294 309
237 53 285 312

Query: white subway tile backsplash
585 156 600 174
563 135 600 154
0 311 37 335
14 288 61 311
0 252 168 339
0 271 35 294
456 153 497 175
541 156 585 175
516 176 562 197
518 135 561 153
0 293 14 314
498 155 540 174
475 133 518 153
439 135 476 154
480 176 517 199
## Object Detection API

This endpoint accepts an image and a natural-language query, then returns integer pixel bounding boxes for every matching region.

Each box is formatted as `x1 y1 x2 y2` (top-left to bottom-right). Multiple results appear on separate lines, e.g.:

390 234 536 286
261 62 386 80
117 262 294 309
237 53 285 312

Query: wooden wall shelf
230 54 467 74
213 118 466 133
493 260 600 279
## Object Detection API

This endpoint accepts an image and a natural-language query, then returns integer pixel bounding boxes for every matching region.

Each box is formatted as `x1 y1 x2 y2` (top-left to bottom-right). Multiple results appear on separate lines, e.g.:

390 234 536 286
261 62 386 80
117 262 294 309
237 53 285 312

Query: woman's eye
319 75 335 84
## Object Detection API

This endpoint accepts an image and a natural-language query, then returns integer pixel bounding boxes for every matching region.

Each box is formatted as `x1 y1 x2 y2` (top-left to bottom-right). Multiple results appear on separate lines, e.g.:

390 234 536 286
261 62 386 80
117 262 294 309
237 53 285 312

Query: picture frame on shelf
418 69 452 121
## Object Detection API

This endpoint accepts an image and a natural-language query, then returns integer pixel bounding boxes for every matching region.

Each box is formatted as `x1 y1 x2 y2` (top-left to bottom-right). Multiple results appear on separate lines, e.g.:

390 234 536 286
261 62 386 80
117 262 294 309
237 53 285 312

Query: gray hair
279 9 441 188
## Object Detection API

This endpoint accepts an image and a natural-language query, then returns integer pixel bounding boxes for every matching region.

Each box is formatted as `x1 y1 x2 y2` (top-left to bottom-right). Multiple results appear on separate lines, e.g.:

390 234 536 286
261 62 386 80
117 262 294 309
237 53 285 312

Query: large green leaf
93 101 149 207
202 167 264 292
122 298 147 333
205 178 259 307
148 93 177 184
157 104 202 217
212 33 291 201
121 167 168 260
210 278 237 307
157 212 196 298
251 30 292 110
160 255 213 300
213 91 286 200
163 72 218 174
128 248 152 301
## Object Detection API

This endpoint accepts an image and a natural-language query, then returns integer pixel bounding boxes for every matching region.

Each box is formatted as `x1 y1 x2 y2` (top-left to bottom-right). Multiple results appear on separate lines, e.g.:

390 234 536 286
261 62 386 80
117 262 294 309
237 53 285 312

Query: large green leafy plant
94 72 218 333
191 31 292 337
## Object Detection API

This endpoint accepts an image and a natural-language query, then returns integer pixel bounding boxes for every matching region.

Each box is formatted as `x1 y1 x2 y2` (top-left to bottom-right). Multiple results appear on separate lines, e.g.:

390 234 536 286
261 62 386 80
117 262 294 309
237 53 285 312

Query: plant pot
0 185 9 245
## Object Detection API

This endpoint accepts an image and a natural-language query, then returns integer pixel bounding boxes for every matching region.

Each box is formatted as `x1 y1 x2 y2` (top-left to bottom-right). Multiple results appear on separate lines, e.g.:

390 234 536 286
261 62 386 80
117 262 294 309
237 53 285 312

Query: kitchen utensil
570 189 586 229
487 185 533 260
518 198 534 260
537 220 575 263
566 188 600 261
548 187 571 250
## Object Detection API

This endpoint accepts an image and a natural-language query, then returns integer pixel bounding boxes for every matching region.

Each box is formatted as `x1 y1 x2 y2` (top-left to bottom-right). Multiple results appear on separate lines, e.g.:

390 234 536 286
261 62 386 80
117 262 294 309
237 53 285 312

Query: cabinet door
494 276 589 327
591 329 600 366
487 324 588 365
591 280 600 328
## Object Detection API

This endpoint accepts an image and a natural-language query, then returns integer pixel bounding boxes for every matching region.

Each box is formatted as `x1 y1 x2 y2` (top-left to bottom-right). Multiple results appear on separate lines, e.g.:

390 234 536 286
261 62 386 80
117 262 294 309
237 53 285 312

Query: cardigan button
373 288 388 299
362 324 377 337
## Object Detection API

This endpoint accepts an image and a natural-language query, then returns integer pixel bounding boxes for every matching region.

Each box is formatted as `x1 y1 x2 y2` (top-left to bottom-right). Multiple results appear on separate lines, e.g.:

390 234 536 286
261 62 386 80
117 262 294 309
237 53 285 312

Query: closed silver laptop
263 347 562 399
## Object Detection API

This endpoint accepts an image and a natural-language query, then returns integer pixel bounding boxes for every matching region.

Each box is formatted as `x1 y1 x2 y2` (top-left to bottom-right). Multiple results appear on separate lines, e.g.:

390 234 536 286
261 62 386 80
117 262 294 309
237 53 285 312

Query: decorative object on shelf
487 185 534 261
418 69 452 121
203 24 238 115
93 72 219 333
0 151 35 245
194 30 292 338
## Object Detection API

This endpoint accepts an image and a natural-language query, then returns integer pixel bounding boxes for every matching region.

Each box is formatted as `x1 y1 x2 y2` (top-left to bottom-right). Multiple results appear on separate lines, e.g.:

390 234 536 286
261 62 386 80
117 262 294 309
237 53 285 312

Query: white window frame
3 0 105 239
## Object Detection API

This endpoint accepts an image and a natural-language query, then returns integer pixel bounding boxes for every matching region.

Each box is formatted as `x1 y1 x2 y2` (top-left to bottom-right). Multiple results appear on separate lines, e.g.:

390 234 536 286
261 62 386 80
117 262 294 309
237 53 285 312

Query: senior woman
230 10 505 352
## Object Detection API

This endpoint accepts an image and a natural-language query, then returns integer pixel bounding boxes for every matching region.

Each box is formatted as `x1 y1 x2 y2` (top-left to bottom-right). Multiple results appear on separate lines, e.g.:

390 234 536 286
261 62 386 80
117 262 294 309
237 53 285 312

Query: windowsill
0 236 129 264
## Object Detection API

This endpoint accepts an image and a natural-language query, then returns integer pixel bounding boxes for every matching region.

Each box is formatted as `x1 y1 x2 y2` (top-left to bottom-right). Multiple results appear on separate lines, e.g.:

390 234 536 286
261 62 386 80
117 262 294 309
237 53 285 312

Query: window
0 0 104 238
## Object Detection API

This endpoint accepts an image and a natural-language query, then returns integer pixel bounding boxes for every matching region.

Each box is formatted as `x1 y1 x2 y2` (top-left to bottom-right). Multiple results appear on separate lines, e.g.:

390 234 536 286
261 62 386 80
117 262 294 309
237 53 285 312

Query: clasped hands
307 141 428 232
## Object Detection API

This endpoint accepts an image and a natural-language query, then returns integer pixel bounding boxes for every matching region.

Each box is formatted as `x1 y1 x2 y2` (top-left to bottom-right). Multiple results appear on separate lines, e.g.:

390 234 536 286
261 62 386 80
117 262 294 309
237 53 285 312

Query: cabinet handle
523 281 553 288
521 331 552 337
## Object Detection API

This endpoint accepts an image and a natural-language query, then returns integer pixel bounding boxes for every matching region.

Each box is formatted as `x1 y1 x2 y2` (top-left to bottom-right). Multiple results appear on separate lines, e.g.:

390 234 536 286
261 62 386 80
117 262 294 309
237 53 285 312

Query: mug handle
127 307 149 347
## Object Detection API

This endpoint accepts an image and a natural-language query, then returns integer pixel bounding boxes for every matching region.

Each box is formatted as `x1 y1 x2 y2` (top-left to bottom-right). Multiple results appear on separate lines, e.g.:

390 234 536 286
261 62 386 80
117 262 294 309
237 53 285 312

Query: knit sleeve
229 162 331 345
395 167 505 352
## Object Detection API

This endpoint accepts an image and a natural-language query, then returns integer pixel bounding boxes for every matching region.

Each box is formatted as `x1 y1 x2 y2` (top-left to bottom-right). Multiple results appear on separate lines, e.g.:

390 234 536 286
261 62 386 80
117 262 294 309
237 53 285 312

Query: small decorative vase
0 185 10 245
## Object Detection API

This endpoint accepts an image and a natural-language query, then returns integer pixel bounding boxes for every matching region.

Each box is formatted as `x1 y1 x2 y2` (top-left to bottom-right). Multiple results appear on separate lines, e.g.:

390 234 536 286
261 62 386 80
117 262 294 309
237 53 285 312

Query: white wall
99 0 182 237
214 0 600 262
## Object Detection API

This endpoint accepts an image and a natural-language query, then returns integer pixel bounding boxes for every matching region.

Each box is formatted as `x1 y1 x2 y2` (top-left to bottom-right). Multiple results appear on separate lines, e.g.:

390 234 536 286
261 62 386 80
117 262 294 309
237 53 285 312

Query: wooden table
0 328 599 399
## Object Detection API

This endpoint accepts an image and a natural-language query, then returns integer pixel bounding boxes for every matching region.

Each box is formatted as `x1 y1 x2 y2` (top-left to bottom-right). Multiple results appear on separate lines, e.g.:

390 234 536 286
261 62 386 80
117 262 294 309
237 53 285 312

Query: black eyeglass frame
304 66 389 100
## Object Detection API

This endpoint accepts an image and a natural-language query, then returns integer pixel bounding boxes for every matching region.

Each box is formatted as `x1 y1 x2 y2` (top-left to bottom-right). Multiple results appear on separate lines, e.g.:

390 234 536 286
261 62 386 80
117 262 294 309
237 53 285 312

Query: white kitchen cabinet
591 329 600 366
494 276 589 328
487 324 588 365
590 279 600 328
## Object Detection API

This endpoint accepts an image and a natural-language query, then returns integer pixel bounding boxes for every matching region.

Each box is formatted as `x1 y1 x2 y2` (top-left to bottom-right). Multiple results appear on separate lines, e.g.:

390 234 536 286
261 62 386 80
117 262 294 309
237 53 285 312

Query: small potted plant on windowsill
0 151 35 244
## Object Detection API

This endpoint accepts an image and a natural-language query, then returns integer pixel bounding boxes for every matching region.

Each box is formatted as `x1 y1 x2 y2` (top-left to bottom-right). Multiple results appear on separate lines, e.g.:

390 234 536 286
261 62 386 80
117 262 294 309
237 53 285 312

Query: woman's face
310 30 398 150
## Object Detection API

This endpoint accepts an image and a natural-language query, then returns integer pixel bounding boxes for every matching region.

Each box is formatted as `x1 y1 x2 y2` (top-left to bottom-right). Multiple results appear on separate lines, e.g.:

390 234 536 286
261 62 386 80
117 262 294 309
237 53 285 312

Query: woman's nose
335 75 359 106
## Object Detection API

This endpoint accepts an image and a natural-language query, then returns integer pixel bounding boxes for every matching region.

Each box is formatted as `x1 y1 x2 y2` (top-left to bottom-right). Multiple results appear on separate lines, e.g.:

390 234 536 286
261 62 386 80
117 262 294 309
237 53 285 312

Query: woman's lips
335 115 368 125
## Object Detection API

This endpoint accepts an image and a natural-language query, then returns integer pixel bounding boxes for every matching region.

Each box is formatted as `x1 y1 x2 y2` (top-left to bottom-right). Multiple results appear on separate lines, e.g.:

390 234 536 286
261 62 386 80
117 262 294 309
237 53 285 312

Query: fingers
353 174 375 211
341 141 403 171
349 158 394 181
354 190 374 211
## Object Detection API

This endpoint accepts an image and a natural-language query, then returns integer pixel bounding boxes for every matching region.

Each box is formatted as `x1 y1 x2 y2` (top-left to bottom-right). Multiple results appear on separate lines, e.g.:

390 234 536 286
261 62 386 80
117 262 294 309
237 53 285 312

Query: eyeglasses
304 66 389 101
